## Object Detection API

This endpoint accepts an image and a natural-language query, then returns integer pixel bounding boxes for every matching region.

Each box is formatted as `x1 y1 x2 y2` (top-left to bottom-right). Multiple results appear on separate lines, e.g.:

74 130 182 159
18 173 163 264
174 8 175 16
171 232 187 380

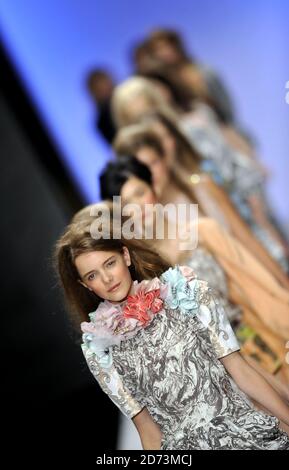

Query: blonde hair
55 215 171 325
112 76 174 127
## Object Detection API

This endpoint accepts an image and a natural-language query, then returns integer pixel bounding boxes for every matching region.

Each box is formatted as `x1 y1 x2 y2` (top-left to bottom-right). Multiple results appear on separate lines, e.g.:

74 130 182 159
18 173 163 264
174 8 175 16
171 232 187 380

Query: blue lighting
0 0 288 220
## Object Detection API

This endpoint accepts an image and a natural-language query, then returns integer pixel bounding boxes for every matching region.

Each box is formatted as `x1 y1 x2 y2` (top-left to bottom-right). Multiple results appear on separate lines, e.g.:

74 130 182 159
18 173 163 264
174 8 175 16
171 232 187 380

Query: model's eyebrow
82 255 115 280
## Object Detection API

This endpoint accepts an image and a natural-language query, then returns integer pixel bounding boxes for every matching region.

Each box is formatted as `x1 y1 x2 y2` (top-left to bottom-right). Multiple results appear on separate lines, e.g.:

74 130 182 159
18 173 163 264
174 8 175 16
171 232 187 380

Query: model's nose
101 271 112 284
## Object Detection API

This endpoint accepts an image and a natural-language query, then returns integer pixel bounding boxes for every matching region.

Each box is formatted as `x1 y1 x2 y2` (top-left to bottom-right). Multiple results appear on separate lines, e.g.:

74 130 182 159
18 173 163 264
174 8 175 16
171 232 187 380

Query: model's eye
87 273 96 281
107 259 116 267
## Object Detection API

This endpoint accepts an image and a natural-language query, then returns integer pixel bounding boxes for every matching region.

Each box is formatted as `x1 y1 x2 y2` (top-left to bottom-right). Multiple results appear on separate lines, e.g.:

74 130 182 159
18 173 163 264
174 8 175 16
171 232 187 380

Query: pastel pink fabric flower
179 265 196 282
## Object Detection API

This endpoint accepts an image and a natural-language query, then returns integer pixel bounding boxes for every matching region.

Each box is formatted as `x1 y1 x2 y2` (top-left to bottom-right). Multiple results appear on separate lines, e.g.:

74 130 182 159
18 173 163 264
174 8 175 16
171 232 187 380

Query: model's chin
108 285 131 303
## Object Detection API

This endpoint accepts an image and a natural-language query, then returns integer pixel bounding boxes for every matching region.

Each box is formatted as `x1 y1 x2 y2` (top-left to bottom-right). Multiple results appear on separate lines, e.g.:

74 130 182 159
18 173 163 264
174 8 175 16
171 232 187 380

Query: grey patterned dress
81 267 289 450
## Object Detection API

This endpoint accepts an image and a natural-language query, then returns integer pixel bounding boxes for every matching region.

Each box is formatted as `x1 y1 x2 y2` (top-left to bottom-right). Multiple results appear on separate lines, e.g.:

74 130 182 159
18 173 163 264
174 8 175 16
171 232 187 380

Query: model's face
91 77 114 103
121 176 157 207
75 248 133 303
121 176 157 226
136 146 168 195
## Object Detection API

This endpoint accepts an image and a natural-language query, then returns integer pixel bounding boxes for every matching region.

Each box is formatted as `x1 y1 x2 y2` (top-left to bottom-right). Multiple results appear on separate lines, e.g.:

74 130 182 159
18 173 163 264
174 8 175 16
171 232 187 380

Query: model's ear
78 279 93 291
122 246 131 267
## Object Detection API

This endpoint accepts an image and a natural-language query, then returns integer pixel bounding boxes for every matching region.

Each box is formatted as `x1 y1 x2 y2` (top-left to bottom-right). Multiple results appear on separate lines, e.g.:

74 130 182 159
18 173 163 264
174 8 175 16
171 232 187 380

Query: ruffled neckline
81 265 198 351
81 276 168 349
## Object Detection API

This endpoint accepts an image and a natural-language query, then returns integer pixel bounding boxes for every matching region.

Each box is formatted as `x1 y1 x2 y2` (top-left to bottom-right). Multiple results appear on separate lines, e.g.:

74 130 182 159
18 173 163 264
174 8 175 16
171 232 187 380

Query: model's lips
107 282 121 293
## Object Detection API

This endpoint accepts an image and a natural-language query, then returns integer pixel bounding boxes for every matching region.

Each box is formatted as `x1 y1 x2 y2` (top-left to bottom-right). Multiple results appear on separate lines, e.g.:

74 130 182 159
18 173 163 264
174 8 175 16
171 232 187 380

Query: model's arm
221 351 289 426
192 175 289 289
197 216 289 340
82 342 163 449
220 124 256 159
243 356 289 405
248 193 289 256
81 343 143 419
132 408 163 450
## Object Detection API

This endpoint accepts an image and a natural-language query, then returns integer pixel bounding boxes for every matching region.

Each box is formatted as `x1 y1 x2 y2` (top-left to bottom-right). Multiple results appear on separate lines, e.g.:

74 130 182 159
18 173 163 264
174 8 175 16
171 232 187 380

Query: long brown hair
142 109 202 171
113 109 201 172
55 216 171 325
112 77 166 128
113 118 200 204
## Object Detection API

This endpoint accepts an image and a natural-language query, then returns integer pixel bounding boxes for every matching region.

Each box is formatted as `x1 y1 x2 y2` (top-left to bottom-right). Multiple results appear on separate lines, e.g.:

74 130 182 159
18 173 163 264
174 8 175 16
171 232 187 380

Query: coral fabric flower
81 278 167 350
151 296 164 313
123 288 163 325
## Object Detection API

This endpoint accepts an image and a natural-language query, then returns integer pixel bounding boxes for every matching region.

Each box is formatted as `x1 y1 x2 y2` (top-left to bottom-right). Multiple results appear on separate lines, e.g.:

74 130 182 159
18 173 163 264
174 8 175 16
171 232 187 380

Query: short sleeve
81 342 143 419
161 265 240 359
196 282 240 359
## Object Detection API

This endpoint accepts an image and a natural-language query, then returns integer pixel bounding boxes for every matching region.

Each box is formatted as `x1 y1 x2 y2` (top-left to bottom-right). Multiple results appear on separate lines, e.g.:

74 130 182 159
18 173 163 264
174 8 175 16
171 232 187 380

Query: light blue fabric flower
88 311 96 322
82 333 112 368
161 266 199 315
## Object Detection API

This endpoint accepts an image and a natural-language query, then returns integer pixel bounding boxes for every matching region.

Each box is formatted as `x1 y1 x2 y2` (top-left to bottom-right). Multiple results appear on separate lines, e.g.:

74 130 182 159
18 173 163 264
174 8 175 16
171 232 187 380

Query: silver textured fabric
111 285 289 450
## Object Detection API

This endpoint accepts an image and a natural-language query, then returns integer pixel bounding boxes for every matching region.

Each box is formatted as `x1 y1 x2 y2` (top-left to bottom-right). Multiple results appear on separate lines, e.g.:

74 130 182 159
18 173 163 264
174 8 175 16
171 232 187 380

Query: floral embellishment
179 265 196 282
123 288 163 326
161 265 199 315
81 277 167 353
81 300 140 349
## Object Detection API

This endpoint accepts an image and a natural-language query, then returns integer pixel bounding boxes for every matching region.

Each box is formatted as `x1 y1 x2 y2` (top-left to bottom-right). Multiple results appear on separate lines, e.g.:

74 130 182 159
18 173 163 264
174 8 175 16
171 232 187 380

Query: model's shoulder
161 265 209 313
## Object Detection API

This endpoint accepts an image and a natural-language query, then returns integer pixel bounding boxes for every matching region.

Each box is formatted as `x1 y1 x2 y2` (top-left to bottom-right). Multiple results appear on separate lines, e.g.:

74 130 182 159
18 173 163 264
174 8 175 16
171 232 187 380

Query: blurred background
1 0 288 458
